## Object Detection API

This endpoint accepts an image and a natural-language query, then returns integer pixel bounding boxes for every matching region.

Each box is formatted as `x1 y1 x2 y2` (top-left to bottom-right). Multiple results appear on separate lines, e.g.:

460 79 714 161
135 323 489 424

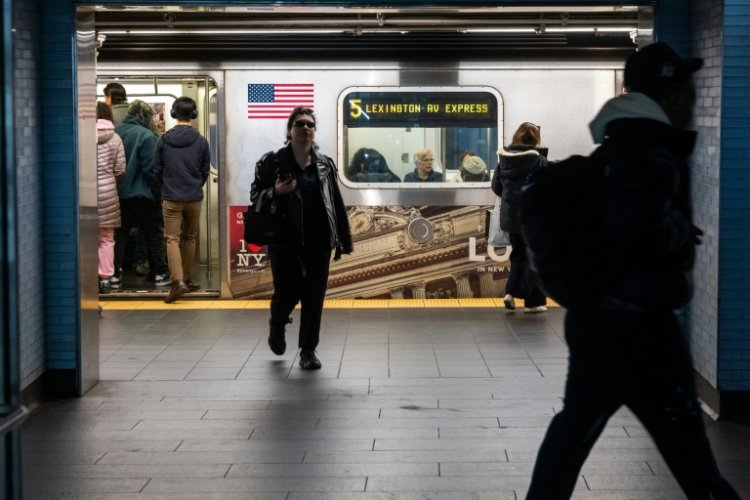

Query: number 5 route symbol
349 99 369 120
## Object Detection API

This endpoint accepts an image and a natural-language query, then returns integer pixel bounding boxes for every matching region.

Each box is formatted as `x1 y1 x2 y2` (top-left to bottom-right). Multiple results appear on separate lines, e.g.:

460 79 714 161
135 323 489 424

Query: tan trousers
162 200 202 282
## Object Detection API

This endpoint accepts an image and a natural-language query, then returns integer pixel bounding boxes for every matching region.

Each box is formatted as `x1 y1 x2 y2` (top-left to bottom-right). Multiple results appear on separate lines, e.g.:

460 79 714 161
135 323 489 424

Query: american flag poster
247 83 315 119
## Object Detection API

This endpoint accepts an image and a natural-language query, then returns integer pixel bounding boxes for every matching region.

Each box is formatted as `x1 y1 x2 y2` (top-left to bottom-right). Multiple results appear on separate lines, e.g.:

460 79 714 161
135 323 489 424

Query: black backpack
520 154 608 309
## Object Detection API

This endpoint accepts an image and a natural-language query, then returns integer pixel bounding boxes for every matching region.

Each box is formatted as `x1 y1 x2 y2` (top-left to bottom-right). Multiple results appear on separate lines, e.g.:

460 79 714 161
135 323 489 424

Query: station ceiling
90 5 652 62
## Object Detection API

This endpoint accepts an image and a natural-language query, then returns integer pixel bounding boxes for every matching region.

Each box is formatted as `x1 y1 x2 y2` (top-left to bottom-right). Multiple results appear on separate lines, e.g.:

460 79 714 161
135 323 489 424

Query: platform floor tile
21 307 750 499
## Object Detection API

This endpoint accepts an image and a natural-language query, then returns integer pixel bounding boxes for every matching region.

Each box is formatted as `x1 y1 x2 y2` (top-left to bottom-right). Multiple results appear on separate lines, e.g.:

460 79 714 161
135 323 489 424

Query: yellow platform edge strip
99 298 559 311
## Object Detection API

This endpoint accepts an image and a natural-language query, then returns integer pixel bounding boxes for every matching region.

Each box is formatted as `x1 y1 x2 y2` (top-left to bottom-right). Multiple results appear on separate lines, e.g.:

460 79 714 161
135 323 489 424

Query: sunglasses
292 120 316 129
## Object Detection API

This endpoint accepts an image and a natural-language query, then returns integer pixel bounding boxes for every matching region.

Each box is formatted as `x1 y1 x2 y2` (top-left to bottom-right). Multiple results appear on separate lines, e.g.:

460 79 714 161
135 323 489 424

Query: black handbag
243 202 282 246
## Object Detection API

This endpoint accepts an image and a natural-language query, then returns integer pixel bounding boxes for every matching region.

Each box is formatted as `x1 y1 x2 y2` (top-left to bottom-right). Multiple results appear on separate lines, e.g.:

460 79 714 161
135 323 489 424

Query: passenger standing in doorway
404 148 443 182
104 81 161 135
103 82 130 126
525 43 740 500
103 82 157 283
95 102 126 294
250 106 352 370
154 97 210 303
114 100 170 287
491 122 548 313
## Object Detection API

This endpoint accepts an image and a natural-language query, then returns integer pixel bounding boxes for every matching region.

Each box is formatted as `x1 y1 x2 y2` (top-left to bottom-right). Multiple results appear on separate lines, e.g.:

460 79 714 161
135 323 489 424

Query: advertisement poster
229 205 271 293
229 204 510 300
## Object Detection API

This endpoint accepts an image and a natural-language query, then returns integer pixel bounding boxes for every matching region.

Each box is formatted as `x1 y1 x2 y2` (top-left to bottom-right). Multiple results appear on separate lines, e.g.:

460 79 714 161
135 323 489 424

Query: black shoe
299 350 322 370
184 279 201 292
268 317 292 355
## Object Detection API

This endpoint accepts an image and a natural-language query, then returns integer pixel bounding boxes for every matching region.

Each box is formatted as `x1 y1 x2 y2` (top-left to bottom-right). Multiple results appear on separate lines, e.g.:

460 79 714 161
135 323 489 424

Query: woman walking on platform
250 106 352 370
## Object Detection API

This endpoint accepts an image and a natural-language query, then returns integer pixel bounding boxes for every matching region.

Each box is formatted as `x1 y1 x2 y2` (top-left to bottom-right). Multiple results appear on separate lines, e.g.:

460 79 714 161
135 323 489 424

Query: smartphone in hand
276 170 295 182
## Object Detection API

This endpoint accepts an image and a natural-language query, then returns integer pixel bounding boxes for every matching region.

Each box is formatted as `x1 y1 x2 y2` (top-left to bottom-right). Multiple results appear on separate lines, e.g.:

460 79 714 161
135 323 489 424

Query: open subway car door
95 76 221 297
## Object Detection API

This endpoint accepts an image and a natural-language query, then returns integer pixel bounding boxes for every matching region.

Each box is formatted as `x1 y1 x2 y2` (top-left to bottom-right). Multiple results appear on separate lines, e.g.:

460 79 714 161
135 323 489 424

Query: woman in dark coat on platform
491 122 548 313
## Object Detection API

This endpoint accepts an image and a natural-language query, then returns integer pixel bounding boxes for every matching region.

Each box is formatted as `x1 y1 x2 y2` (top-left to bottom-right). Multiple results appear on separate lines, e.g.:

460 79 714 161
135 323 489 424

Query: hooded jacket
111 103 129 126
115 114 159 201
154 125 210 202
96 119 126 227
589 92 697 309
491 145 547 233
250 145 353 259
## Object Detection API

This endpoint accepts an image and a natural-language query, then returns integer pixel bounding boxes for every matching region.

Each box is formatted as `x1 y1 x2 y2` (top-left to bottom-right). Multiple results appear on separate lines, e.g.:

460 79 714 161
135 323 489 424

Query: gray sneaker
154 273 171 287
109 275 121 289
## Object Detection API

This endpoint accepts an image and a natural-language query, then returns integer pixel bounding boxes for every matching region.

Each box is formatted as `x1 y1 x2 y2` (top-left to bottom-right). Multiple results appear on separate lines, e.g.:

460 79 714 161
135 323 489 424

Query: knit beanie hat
461 155 487 175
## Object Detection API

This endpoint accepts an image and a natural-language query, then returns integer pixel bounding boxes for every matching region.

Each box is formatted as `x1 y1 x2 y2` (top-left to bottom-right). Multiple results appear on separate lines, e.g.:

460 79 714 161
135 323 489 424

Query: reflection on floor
22 307 750 499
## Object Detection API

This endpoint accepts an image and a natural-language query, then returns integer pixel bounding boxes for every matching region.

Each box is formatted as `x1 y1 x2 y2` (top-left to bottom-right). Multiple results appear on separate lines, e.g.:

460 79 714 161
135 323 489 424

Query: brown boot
165 280 189 304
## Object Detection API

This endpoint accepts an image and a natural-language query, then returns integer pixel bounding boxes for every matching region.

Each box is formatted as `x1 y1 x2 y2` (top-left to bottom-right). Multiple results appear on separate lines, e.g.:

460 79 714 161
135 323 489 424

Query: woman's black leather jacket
250 145 353 259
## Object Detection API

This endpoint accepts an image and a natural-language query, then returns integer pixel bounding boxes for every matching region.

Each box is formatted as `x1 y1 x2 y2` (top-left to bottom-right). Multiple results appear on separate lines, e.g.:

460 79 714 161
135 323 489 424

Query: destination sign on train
343 91 498 128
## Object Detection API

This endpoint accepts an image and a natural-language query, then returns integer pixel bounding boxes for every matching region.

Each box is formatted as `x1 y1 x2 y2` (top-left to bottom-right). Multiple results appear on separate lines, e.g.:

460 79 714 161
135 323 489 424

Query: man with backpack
524 42 740 500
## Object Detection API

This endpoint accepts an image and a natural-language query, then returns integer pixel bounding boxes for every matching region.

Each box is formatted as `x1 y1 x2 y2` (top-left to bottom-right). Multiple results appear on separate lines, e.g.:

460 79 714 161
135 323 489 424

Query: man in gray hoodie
525 43 740 500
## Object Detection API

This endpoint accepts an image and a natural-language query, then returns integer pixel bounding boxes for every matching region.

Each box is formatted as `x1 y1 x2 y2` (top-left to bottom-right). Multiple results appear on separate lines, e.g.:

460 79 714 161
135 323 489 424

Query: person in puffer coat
491 122 548 312
154 97 210 303
96 102 126 293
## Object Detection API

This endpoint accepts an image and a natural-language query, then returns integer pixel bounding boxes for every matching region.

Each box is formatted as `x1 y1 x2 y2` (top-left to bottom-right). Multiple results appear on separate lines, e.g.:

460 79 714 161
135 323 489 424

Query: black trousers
115 197 168 278
506 231 546 307
268 243 332 351
526 308 740 500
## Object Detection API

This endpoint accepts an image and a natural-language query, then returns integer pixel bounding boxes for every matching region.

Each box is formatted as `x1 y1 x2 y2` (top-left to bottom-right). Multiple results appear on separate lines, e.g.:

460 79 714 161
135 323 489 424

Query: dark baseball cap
624 42 703 100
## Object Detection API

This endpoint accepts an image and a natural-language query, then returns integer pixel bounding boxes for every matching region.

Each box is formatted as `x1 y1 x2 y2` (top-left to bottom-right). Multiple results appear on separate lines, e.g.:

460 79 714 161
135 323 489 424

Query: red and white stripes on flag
247 83 315 119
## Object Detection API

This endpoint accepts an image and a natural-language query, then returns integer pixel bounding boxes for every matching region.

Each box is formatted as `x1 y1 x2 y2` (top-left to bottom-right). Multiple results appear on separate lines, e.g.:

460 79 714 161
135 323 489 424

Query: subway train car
94 5 640 300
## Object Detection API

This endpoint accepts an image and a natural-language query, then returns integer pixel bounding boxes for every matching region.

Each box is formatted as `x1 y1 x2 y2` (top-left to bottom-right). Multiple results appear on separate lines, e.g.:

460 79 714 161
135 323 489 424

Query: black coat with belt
250 145 353 259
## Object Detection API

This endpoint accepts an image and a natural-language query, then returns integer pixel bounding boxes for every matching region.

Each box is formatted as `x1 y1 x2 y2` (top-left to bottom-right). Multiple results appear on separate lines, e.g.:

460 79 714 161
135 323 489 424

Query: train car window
338 87 501 188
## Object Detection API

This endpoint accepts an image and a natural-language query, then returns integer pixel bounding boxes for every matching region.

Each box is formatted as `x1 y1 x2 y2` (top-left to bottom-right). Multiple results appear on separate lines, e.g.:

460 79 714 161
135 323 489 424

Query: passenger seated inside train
347 148 401 182
456 155 490 182
403 148 443 182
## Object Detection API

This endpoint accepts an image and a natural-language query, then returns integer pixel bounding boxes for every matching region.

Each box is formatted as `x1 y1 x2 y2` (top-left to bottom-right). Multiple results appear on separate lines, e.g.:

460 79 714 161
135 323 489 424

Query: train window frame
337 86 503 190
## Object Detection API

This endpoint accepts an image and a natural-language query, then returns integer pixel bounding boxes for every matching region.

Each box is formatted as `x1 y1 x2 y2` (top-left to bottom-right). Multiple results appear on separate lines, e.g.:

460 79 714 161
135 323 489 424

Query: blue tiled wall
688 0 723 387
718 2 750 391
38 0 77 372
13 0 46 389
658 0 750 393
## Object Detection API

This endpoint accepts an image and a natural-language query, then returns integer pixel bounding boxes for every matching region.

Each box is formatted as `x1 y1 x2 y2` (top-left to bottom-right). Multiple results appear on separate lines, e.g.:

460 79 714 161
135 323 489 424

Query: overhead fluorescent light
463 28 537 34
98 26 637 36
546 27 636 33
98 28 347 35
